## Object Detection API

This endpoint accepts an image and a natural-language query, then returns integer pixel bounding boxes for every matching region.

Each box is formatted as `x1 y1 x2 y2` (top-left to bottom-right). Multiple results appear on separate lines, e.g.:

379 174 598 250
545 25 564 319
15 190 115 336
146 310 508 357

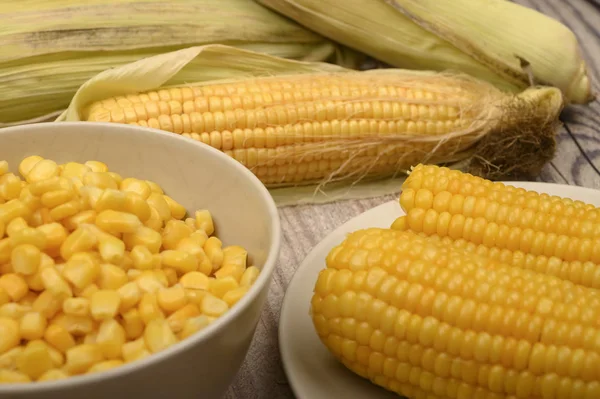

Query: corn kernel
44 324 76 353
0 346 22 369
222 286 249 307
32 291 64 319
83 172 117 190
63 210 97 231
62 254 100 290
144 319 177 353
163 195 187 220
11 244 41 275
222 245 247 268
167 303 200 333
121 308 144 340
0 369 30 383
127 269 142 281
97 234 125 264
180 271 210 290
144 206 163 231
37 223 67 249
145 180 163 194
87 359 123 374
120 178 151 199
19 187 41 211
16 340 54 379
153 270 169 287
47 344 64 368
138 293 164 324
210 276 239 299
0 238 12 263
96 319 126 359
0 317 20 354
147 193 171 222
123 226 162 253
162 220 193 250
184 217 196 230
117 282 141 312
124 192 151 222
85 161 109 173
194 210 214 235
62 298 90 317
157 285 188 313
0 174 23 201
49 199 82 221
130 245 153 270
135 271 166 294
60 227 97 260
10 227 47 250
0 303 31 319
20 312 47 340
90 290 121 320
122 338 150 363
185 289 208 306
0 288 9 306
52 313 95 337
97 264 128 290
6 217 27 236
214 265 245 282
26 160 59 183
79 186 104 209
64 344 104 374
40 189 74 208
204 237 223 271
161 250 198 274
77 284 100 300
178 315 210 340
95 189 127 213
0 199 31 225
61 162 91 179
18 156 43 178
200 294 228 317
41 267 73 297
96 209 141 234
37 369 69 381
0 273 29 301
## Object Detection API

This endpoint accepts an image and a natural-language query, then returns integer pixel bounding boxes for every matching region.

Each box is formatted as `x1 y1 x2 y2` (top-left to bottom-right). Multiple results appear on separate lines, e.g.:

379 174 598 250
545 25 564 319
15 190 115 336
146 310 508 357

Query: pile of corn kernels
0 156 259 383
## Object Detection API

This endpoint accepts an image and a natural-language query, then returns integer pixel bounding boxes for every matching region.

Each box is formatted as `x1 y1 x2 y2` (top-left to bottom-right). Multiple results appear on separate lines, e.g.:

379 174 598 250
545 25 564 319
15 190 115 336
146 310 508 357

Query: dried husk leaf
257 0 592 104
58 45 564 206
0 0 361 127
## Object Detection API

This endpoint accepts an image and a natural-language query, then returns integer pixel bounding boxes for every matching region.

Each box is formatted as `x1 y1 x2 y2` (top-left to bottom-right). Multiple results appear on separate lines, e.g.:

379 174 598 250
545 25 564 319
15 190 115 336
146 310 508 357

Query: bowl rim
0 121 282 392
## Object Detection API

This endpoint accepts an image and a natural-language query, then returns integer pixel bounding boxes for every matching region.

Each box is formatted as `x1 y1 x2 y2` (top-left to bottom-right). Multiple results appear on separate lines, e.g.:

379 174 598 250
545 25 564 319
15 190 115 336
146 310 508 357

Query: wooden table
225 0 600 397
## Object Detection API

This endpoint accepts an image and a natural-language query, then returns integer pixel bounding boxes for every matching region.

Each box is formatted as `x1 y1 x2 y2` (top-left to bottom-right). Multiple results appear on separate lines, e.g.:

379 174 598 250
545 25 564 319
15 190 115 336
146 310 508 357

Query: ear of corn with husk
257 0 593 104
0 0 361 127
58 45 564 206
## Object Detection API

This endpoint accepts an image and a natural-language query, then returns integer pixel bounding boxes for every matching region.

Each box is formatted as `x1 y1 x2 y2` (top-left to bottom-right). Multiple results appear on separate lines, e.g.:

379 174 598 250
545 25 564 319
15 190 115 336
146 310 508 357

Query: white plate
278 182 600 399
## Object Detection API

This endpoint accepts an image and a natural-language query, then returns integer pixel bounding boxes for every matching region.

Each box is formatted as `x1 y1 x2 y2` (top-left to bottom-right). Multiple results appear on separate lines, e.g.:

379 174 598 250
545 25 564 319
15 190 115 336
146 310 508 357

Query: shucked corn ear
0 0 359 127
312 228 600 398
80 67 564 187
392 164 600 289
258 0 593 104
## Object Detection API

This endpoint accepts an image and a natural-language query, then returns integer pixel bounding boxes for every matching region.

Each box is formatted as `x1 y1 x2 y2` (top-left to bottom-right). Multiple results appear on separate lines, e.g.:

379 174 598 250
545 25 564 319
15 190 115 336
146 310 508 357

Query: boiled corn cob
258 0 592 104
312 228 600 398
0 155 259 384
82 71 564 186
394 164 600 265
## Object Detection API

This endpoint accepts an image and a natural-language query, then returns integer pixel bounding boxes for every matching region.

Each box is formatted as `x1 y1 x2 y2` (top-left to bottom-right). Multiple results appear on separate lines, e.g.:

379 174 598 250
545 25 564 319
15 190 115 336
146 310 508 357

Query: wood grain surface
225 1 600 397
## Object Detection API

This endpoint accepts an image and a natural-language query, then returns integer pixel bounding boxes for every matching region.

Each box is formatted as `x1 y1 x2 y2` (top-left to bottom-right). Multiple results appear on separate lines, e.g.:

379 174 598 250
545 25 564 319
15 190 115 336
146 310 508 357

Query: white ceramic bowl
0 122 281 399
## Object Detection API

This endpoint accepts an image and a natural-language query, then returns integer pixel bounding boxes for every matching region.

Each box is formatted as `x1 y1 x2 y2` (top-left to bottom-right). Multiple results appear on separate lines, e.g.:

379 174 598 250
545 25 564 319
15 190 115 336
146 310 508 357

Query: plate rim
278 181 600 398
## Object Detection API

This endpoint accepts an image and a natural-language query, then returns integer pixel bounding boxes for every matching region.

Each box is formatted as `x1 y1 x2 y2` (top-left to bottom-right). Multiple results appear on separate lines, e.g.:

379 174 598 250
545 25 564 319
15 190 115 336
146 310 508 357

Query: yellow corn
96 319 126 359
64 344 104 375
19 312 47 341
240 266 260 287
0 155 255 384
44 324 76 353
15 340 54 380
312 227 600 398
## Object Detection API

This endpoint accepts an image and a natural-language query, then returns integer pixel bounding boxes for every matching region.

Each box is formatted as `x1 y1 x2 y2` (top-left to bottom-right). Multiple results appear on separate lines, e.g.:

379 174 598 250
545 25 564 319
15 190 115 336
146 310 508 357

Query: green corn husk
57 45 563 206
257 0 593 104
0 0 362 127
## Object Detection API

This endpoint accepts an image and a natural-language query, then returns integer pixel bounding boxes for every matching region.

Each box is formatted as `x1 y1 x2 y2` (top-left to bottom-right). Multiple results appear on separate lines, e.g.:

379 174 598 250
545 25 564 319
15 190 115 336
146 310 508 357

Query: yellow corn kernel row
392 216 600 290
312 228 600 399
0 156 260 384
